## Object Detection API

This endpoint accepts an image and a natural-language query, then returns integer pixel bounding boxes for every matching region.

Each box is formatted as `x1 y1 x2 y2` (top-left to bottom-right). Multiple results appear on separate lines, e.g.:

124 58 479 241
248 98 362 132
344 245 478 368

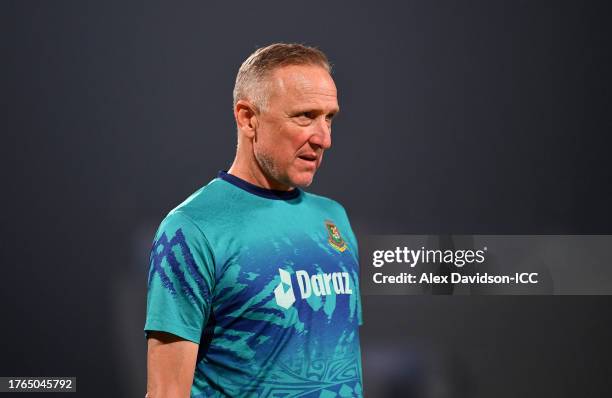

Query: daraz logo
274 268 353 309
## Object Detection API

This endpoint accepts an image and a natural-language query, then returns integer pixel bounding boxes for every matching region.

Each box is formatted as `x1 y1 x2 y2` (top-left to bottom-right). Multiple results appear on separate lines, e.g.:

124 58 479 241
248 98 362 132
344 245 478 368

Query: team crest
325 220 348 252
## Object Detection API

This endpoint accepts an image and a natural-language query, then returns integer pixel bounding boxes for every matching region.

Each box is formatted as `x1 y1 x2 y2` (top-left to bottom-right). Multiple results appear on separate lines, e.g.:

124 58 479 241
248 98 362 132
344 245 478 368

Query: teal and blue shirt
145 171 363 397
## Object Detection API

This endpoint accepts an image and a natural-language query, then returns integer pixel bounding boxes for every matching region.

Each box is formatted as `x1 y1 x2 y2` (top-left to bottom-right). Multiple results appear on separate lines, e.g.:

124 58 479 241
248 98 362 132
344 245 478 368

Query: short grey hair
233 43 331 113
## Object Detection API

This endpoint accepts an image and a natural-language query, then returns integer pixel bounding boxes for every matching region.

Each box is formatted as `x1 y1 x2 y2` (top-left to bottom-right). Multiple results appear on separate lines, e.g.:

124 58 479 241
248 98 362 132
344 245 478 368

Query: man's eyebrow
288 107 340 117
327 109 339 119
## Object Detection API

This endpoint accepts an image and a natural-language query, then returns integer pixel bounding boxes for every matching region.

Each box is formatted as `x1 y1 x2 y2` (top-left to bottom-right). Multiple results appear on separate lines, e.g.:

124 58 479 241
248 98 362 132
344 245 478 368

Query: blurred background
1 1 611 396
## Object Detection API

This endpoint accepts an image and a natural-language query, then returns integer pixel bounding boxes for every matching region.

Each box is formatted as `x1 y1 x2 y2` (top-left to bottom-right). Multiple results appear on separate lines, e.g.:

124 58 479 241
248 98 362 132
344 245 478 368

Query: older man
145 43 363 397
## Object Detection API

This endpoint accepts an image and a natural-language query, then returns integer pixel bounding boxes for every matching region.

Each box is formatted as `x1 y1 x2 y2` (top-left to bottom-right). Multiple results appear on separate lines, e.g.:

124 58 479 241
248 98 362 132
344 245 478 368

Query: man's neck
227 158 294 192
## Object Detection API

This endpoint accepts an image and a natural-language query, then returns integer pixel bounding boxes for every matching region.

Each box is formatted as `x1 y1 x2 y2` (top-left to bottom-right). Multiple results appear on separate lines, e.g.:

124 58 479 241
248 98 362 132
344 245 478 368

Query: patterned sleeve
144 211 215 343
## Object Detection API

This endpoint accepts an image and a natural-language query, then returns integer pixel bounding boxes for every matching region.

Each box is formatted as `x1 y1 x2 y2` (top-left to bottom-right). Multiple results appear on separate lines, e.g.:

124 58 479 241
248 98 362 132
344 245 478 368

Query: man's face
253 64 339 190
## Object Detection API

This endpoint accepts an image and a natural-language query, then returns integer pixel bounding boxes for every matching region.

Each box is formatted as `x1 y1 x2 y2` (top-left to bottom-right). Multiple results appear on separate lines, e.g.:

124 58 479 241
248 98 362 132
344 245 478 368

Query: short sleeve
144 211 216 344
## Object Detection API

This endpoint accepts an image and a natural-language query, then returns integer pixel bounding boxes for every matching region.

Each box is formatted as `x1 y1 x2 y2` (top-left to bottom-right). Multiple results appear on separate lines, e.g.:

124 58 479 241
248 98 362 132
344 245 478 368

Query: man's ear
234 100 259 139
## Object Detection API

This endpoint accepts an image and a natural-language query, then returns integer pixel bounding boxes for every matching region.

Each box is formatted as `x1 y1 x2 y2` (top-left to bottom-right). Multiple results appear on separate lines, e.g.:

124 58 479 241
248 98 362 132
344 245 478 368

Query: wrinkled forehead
267 64 338 108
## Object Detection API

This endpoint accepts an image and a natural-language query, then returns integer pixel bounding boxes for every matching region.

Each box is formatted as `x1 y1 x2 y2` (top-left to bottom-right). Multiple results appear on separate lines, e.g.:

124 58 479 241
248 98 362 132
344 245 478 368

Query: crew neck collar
218 171 301 200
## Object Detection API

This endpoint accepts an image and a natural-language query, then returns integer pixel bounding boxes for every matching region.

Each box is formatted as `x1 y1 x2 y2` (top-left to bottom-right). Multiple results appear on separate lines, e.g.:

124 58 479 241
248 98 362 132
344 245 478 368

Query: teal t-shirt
145 171 363 397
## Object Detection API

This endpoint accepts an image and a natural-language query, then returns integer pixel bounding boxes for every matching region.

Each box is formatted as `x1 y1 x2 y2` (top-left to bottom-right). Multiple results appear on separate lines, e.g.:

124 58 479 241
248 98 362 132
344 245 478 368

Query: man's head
232 43 339 191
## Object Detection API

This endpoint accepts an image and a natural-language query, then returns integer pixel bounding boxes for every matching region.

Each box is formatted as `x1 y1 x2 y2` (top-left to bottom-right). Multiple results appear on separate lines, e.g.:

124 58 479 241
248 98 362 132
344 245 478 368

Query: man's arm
146 331 199 398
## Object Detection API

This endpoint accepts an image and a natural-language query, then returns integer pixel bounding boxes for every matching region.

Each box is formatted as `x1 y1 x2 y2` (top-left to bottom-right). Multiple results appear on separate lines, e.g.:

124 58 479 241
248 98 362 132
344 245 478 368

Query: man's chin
288 172 315 189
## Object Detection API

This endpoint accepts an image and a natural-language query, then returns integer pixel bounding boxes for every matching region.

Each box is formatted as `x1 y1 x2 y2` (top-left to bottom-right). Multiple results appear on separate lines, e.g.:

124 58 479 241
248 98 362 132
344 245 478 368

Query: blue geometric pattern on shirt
255 354 361 397
148 228 209 304
193 354 361 398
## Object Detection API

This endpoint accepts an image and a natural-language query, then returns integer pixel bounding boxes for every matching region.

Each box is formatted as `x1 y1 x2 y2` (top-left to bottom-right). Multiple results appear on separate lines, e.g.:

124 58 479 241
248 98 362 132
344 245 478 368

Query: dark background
2 1 611 396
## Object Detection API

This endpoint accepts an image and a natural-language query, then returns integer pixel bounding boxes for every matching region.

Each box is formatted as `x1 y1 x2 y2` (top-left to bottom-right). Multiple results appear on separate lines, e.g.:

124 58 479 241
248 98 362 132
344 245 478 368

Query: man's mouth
297 153 318 162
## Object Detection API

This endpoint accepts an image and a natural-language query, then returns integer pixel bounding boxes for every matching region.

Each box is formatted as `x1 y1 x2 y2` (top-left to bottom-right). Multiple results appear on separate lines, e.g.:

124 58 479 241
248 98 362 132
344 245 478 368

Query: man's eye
300 112 315 119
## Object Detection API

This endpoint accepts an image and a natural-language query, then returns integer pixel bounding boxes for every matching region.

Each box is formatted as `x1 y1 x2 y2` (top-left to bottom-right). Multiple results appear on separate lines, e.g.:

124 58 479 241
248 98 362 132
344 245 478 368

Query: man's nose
310 118 332 149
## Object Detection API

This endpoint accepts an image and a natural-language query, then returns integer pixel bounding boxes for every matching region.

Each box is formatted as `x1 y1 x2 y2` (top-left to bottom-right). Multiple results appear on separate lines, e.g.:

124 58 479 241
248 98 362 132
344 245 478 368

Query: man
145 43 363 397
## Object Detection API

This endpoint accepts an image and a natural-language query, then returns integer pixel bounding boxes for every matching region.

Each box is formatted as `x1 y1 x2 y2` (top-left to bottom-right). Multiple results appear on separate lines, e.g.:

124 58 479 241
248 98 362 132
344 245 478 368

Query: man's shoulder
173 177 229 213
157 177 235 234
302 190 344 206
302 190 349 218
